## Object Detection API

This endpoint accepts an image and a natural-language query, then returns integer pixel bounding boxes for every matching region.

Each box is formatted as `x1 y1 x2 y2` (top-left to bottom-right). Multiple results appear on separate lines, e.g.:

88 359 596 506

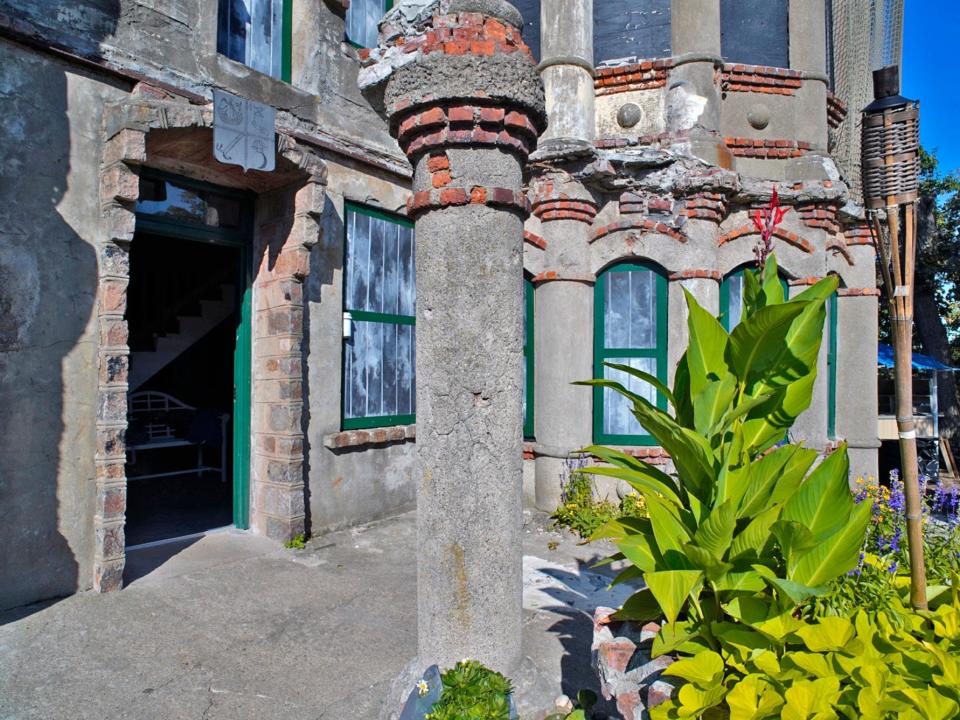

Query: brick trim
844 225 874 246
796 202 840 234
788 277 824 286
718 224 814 253
407 186 531 218
721 63 803 95
827 239 854 265
532 197 598 223
593 59 672 96
838 287 881 297
523 230 547 250
595 129 694 150
724 137 813 158
323 424 416 450
681 192 727 223
532 271 596 285
827 91 847 129
394 102 541 160
94 100 326 592
669 269 722 282
590 218 687 244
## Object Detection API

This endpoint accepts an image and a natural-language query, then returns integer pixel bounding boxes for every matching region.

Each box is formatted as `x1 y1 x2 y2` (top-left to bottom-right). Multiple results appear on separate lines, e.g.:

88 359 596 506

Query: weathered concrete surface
0 39 125 609
0 512 628 720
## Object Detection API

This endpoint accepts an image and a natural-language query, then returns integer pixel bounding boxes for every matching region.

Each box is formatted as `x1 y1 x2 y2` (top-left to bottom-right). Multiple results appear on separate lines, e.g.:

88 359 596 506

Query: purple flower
887 561 899 574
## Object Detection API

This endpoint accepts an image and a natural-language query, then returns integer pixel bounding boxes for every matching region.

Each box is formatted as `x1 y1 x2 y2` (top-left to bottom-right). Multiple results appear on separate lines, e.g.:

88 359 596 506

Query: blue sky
903 0 960 175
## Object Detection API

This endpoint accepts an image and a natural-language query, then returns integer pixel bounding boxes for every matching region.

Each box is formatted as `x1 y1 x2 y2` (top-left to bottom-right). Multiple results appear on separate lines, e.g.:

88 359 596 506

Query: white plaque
213 89 276 172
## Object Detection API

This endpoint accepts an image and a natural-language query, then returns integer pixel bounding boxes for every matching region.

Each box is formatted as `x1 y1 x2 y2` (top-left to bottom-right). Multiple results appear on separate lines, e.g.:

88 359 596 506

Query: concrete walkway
0 512 631 720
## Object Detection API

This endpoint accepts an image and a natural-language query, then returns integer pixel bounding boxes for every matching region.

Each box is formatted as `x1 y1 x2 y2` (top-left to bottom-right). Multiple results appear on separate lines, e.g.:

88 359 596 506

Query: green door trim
133 169 254 530
827 291 838 440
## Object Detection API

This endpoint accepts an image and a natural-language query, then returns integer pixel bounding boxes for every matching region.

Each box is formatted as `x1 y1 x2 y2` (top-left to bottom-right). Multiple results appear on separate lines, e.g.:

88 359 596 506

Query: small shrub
552 472 647 538
284 533 307 550
425 660 514 720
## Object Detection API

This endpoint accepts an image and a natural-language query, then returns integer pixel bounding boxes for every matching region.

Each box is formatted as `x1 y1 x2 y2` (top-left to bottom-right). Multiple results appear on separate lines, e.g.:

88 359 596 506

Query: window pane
595 0 671 65
605 269 656 349
136 178 243 229
720 0 789 68
218 0 283 78
343 205 416 424
603 357 657 436
727 274 744 330
346 0 384 48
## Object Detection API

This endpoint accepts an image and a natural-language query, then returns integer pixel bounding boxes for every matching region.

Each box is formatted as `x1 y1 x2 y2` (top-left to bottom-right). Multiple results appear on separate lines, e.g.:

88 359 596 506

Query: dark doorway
125 173 252 547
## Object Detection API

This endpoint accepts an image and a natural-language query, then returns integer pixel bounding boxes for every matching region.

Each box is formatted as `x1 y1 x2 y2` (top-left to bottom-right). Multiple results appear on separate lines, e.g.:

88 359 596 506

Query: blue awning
878 343 957 371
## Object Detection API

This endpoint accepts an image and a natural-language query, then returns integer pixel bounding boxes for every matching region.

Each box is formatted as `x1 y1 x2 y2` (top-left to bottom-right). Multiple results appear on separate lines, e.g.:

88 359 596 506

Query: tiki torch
863 65 926 609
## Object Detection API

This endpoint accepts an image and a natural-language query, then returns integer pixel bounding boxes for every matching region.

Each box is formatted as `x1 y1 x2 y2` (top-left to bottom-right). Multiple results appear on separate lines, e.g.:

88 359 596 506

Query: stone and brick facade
0 0 883 623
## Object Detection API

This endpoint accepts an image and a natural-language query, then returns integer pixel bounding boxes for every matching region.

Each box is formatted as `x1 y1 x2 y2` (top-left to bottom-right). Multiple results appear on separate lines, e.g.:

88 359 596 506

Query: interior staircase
129 282 235 390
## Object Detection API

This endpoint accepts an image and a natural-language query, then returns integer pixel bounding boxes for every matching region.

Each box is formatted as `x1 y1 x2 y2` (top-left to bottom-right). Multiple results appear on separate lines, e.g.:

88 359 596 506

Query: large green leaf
693 372 738 437
727 302 807 389
644 492 695 569
729 504 782 562
738 445 816 518
726 674 785 720
790 499 871 587
644 570 703 625
684 288 731 397
782 447 852 541
612 588 663 622
771 520 817 573
589 515 650 542
617 532 660 573
795 616 855 652
693 500 737 560
664 651 725 688
603 360 677 409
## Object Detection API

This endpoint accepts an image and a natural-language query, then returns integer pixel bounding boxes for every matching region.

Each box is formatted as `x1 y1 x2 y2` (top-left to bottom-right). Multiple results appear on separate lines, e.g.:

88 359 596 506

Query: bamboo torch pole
864 65 927 609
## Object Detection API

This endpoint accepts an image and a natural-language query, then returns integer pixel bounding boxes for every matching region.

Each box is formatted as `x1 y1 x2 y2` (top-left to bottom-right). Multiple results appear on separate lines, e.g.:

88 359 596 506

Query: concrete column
788 0 829 150
529 179 596 510
539 0 594 146
668 0 729 166
360 0 546 674
837 294 880 479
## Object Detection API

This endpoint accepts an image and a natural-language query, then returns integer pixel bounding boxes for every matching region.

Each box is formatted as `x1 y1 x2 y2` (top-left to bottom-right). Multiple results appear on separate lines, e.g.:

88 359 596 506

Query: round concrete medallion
617 102 644 128
748 104 771 130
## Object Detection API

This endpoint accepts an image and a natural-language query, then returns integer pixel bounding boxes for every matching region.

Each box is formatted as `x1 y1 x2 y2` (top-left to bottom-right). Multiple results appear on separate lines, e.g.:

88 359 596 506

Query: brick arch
94 92 327 592
717 223 815 253
589 231 687 277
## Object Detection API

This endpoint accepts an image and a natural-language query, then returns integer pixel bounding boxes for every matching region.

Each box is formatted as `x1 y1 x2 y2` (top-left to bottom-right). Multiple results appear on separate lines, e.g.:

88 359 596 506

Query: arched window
594 263 668 445
720 0 789 68
719 265 790 332
594 0 671 65
523 275 535 439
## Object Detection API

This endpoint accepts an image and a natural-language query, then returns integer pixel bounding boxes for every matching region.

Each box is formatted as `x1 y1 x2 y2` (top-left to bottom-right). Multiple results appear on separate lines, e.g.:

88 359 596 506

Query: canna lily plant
577 255 870 658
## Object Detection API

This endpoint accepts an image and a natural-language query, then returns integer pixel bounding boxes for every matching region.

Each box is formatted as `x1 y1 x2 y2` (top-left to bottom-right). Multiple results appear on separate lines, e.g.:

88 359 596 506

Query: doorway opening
125 172 252 547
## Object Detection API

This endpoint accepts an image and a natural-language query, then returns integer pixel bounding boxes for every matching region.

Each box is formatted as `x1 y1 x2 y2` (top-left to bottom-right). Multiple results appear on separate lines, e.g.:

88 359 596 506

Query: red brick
419 107 446 127
439 187 469 206
448 105 475 123
427 154 450 172
479 107 505 123
469 186 488 204
431 170 452 188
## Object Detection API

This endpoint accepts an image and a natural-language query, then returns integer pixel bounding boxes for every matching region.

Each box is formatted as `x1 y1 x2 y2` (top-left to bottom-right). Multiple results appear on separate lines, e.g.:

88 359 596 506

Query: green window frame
827 290 838 439
342 202 416 430
593 262 669 446
217 0 293 83
346 0 393 49
719 266 791 332
523 276 535 439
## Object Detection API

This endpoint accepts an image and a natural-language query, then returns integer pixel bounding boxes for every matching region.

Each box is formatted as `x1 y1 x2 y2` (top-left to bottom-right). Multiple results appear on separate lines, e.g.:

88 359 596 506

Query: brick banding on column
589 218 687 244
668 269 722 282
844 224 874 246
596 128 693 150
394 102 541 160
406 186 531 219
532 195 598 224
718 224 814 253
724 137 813 158
796 202 840 234
593 59 672 96
619 192 673 216
827 91 848 129
721 64 803 95
681 192 728 223
523 230 547 250
838 287 881 297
